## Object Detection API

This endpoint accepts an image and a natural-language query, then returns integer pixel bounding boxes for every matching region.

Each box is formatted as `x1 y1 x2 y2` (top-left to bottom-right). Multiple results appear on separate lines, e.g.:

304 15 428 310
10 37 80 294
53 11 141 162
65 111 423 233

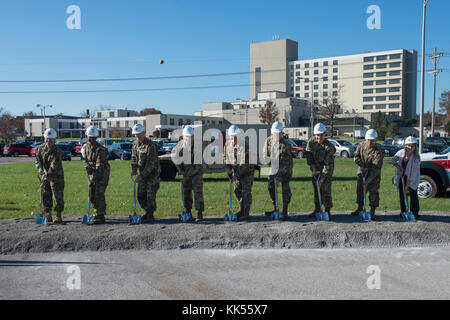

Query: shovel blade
82 214 94 225
322 212 330 221
272 211 283 221
365 212 372 222
179 213 192 223
359 211 367 222
36 213 48 225
407 212 415 222
129 214 142 225
315 212 322 221
401 211 408 221
224 213 237 222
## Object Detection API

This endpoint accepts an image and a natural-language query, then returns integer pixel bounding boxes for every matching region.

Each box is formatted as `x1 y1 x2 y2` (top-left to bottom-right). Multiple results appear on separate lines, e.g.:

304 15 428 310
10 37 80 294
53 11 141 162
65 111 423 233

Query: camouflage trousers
268 174 292 207
234 172 254 215
183 173 204 212
138 177 160 214
41 179 64 214
356 173 381 208
89 175 109 216
312 176 333 210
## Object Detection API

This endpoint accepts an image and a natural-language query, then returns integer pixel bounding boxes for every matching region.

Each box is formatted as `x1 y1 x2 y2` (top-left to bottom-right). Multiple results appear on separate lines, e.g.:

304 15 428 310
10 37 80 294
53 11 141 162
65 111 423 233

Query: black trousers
398 176 420 218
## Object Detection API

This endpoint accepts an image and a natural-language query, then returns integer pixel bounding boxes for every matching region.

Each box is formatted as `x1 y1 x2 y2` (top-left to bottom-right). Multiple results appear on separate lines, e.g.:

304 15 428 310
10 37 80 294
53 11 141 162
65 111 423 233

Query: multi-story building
250 39 418 120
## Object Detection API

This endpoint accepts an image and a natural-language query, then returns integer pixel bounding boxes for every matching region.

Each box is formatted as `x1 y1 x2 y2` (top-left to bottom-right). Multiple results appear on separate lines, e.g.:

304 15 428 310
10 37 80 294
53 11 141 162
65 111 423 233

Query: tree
318 85 344 138
370 112 389 140
386 122 400 138
404 118 417 127
445 121 450 135
138 108 162 116
259 100 279 126
439 90 449 120
110 129 126 138
22 111 36 117
0 110 21 143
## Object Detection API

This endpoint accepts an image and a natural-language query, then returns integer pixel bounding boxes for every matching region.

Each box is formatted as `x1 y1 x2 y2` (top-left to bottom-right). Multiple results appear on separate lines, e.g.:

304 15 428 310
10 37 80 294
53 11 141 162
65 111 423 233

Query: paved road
1 247 449 300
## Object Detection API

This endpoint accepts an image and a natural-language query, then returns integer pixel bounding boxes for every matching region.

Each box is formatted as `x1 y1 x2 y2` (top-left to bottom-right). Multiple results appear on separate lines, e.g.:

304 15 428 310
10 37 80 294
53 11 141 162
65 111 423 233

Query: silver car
328 139 357 158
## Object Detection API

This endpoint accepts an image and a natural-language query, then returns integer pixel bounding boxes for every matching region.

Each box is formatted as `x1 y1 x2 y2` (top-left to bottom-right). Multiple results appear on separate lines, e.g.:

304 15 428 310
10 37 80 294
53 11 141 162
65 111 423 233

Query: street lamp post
36 104 53 132
419 0 429 152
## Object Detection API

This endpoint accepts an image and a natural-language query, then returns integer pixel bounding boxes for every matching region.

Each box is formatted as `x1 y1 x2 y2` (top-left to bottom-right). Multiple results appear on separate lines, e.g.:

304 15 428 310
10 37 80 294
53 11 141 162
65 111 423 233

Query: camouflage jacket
35 144 64 181
131 138 160 179
263 136 293 179
83 141 110 181
174 139 203 178
223 139 255 178
305 137 336 181
354 141 384 184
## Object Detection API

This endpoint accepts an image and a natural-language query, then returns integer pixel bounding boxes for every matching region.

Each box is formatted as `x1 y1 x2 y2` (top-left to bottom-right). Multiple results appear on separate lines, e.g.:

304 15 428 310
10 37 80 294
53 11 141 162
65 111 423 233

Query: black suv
425 137 449 152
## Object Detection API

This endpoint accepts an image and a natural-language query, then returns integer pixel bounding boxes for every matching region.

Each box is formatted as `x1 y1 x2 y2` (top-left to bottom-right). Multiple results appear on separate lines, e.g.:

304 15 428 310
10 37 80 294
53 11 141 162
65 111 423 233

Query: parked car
108 142 133 160
3 142 33 157
30 142 43 156
75 141 86 156
425 136 450 149
380 141 403 156
98 139 129 148
286 139 307 159
55 143 72 161
161 142 177 154
328 139 357 158
66 141 79 156
419 147 450 198
0 143 4 157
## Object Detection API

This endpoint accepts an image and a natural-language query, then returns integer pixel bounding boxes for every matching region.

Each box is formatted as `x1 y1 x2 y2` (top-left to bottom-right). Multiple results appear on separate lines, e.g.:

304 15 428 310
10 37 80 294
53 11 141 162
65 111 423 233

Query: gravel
1 211 449 254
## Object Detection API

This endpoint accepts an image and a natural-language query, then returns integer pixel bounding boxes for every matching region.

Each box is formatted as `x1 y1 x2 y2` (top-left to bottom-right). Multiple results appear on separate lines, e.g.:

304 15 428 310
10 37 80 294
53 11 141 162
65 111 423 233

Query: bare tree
138 108 162 116
317 85 344 138
259 100 279 126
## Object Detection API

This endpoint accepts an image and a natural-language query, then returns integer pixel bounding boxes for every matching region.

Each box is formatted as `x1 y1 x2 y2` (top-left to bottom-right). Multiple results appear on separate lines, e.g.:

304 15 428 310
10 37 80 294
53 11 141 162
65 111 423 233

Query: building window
296 78 300 83
390 62 401 68
295 86 300 91
305 93 309 98
390 70 401 76
389 87 401 93
364 57 374 62
390 79 401 84
323 69 328 74
125 121 129 127
376 104 386 109
110 112 114 117
295 94 300 98
389 104 400 109
314 70 319 75
178 119 183 125
314 62 319 67
363 81 374 86
376 96 387 101
376 72 387 77
376 88 387 93
376 64 387 69
333 83 338 89
332 91 338 96
186 119 191 125
305 63 310 68
314 92 318 97
296 64 300 69
134 120 138 125
323 84 328 89
170 118 174 125
59 122 62 129
333 75 338 81
323 92 328 97
323 61 328 66
333 68 338 73
314 85 319 90
314 77 319 82
390 54 401 59
296 71 300 76
363 97 374 102
322 76 328 81
389 95 400 101
97 112 102 118
364 73 374 78
363 89 373 94
376 55 387 61
376 80 386 85
305 85 309 90
363 105 374 110
304 71 310 76
116 121 120 127
211 120 215 124
364 65 374 70
314 100 319 104
333 60 338 65
304 78 309 83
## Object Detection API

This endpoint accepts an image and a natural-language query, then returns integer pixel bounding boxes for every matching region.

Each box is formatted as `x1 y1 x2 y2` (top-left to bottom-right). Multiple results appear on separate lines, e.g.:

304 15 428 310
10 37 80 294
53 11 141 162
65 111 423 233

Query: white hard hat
405 136 418 145
182 125 194 137
86 126 99 138
228 125 240 136
314 123 327 135
365 129 378 140
43 128 57 139
271 121 284 134
132 123 145 135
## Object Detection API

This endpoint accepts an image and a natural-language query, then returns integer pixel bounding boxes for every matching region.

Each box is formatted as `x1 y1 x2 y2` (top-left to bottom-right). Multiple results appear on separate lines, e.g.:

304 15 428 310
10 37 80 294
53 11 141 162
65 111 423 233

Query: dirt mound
1 212 449 254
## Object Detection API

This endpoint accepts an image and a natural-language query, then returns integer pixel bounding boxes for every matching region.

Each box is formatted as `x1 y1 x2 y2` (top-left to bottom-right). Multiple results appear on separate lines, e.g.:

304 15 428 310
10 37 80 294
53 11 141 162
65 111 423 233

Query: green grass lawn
0 158 449 220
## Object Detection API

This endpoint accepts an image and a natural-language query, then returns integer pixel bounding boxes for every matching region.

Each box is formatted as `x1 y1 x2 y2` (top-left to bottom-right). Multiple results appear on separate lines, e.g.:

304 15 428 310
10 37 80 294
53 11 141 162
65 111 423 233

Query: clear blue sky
0 0 449 117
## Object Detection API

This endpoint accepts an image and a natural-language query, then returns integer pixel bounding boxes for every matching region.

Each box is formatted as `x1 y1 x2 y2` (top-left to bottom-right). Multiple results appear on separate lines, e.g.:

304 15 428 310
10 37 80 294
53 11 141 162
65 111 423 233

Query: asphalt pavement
1 247 449 300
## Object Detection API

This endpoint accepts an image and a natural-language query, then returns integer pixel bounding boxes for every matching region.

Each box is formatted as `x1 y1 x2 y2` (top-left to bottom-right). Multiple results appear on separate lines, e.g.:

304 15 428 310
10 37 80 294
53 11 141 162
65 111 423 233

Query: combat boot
236 202 243 219
195 211 204 222
370 207 377 221
53 212 63 224
351 205 363 216
280 204 289 221
325 208 332 221
142 211 155 223
44 212 53 223
93 214 105 224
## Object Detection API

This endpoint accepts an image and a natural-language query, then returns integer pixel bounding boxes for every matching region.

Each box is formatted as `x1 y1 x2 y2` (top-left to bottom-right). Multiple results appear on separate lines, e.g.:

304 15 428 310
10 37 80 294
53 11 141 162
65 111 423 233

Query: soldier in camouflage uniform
305 123 336 218
175 125 204 222
83 126 110 224
263 121 293 221
131 124 160 222
35 128 65 223
351 129 384 220
223 125 255 221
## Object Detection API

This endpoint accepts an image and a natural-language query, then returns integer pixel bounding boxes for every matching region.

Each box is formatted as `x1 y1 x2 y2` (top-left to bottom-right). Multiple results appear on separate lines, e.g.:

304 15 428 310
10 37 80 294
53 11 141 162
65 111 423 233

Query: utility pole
36 104 53 132
419 0 429 152
428 48 443 136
